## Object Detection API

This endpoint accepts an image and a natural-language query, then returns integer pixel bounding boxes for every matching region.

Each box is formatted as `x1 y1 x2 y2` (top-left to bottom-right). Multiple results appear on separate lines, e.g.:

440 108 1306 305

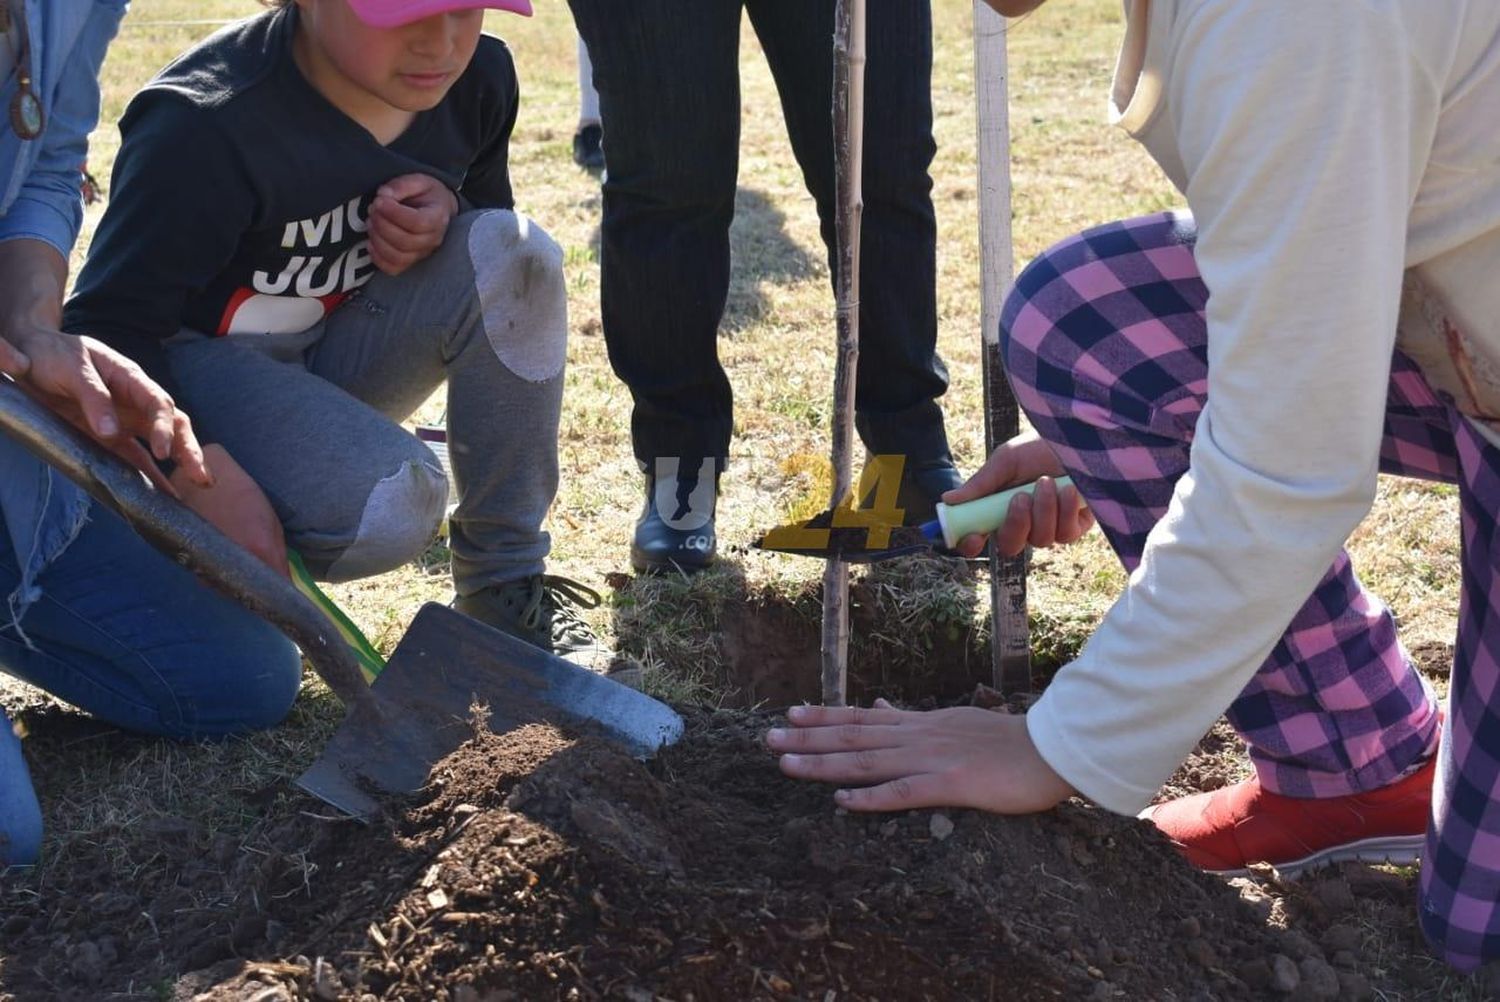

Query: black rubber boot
631 472 718 574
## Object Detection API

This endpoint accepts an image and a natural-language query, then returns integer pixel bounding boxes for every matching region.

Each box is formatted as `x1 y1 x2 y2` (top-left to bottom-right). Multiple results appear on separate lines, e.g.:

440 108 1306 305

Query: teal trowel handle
933 476 1075 549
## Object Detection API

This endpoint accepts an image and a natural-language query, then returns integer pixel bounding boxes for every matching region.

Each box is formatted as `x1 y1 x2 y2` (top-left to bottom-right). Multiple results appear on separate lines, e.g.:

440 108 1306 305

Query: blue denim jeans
566 0 951 472
0 460 301 867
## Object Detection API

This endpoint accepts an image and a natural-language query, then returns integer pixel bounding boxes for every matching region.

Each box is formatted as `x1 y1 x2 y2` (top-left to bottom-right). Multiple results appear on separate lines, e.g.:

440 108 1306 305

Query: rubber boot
631 470 718 574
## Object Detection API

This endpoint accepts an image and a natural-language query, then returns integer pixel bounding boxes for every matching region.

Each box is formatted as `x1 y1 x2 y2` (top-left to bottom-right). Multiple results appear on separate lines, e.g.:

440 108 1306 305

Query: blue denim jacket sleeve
0 0 128 257
0 1 127 632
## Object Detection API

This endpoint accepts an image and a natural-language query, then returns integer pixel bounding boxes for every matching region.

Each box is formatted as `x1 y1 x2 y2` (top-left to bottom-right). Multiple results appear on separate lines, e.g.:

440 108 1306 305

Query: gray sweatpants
164 210 567 595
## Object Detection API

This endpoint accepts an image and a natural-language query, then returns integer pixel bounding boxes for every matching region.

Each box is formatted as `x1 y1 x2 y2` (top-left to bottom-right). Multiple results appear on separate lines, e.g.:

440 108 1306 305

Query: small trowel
754 476 1075 563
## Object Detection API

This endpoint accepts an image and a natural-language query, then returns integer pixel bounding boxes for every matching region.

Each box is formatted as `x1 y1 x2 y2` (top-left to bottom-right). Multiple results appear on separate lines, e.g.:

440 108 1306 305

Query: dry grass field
0 1 1484 998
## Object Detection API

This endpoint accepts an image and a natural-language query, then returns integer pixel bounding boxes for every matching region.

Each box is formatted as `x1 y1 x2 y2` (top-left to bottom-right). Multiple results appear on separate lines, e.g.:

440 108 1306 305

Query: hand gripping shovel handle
933 475 1075 549
0 380 377 714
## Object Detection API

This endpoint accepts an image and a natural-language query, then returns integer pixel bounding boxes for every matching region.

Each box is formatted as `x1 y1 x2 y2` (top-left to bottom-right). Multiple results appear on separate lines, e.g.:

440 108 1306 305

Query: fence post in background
973 2 1030 692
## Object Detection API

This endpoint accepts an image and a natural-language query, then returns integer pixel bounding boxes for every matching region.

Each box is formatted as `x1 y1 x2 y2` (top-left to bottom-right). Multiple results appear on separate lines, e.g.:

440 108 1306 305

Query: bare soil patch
611 558 1006 709
5 701 1490 1001
716 579 990 708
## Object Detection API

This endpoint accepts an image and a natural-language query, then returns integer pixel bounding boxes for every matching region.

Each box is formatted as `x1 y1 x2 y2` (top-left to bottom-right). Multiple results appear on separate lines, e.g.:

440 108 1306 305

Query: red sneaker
1140 753 1435 878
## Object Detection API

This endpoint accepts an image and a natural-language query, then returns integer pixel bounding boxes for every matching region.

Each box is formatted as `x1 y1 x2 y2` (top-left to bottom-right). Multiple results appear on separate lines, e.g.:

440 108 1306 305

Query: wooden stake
973 2 1031 692
822 0 866 708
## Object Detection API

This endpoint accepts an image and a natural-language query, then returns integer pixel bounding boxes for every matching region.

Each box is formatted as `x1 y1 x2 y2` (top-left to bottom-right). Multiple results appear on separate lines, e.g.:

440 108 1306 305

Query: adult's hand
941 431 1093 557
0 237 210 493
767 699 1074 814
171 443 288 577
367 173 459 276
7 328 211 495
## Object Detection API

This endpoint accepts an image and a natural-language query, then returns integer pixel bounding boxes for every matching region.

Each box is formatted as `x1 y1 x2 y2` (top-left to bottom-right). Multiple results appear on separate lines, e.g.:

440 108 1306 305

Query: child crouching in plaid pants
769 0 1500 971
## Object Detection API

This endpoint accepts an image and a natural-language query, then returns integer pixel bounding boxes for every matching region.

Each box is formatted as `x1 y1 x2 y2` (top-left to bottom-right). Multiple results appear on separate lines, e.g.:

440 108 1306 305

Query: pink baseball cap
347 0 533 27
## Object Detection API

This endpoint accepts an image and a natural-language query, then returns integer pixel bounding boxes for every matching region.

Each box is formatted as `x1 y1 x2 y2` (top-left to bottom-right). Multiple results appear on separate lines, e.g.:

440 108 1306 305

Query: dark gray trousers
166 210 567 595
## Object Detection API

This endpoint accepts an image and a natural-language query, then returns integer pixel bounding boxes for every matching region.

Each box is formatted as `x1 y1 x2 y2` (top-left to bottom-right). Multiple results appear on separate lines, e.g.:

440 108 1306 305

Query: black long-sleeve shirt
64 7 518 394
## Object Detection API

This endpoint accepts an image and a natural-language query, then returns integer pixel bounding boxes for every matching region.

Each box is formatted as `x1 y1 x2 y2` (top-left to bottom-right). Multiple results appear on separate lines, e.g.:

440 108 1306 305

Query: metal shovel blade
0 382 680 820
296 602 684 819
752 505 943 564
752 524 940 562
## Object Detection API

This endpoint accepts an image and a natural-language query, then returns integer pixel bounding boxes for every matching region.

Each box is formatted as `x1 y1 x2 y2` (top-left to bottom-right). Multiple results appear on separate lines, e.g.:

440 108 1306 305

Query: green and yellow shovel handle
934 475 1076 550
287 550 386 683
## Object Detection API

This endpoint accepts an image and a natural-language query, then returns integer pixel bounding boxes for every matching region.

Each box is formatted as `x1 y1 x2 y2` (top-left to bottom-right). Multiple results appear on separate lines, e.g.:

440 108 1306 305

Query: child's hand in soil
942 430 1093 557
172 444 289 577
367 173 459 276
768 699 1074 814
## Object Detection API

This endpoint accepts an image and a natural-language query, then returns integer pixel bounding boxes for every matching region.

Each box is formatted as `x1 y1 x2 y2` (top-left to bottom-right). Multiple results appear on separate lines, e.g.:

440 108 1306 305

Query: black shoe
572 123 605 171
631 473 717 574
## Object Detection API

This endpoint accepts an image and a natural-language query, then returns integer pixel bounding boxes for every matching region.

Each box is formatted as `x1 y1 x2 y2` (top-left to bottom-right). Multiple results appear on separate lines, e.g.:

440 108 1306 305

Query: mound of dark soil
4 708 1425 1001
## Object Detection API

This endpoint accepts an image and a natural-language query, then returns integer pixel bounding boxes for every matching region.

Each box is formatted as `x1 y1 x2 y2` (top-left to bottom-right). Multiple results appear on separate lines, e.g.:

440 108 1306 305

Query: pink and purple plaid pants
1001 212 1498 969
